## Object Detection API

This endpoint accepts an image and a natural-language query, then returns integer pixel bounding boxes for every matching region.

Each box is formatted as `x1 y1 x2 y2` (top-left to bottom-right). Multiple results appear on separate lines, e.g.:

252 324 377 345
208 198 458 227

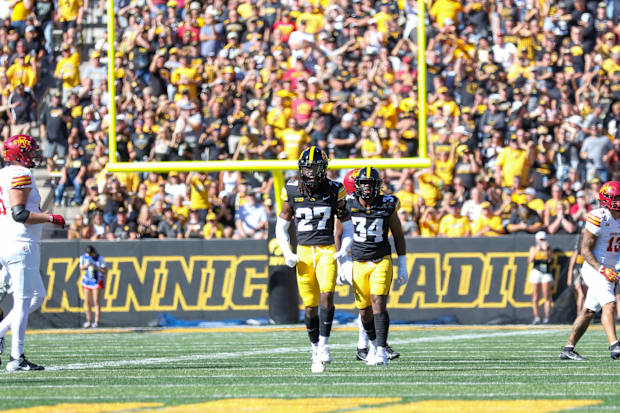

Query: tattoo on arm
581 230 600 269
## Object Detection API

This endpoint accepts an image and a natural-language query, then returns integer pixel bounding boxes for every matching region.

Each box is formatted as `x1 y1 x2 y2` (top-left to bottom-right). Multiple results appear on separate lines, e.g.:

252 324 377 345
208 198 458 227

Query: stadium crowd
0 0 619 240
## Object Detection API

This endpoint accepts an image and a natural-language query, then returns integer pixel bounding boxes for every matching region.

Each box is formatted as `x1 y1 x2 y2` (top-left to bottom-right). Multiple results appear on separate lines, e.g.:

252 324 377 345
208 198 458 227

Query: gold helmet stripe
309 146 315 163
366 166 370 177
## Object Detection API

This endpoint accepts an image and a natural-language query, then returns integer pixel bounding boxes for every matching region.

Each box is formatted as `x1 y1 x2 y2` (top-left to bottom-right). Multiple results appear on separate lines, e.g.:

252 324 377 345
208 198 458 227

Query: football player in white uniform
0 135 65 371
560 181 620 361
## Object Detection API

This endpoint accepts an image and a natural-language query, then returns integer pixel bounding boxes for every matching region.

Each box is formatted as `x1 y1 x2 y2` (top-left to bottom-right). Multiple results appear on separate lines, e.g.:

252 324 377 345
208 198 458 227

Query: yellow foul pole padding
417 0 427 159
107 0 118 163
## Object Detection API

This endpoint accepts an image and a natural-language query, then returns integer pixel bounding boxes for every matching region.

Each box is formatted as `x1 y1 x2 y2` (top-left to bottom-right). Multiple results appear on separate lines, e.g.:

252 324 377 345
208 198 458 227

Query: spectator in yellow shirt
6 54 36 90
544 184 571 227
429 0 462 28
188 172 211 221
395 177 419 216
54 45 81 102
171 54 200 101
439 200 471 237
58 0 84 44
495 136 534 187
419 207 440 237
280 117 311 160
434 143 457 188
203 212 224 239
415 165 443 208
296 3 324 34
471 202 505 236
524 187 545 217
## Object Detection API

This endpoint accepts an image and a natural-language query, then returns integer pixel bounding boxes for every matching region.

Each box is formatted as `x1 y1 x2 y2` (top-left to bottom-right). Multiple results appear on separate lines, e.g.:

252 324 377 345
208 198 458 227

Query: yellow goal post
104 0 429 214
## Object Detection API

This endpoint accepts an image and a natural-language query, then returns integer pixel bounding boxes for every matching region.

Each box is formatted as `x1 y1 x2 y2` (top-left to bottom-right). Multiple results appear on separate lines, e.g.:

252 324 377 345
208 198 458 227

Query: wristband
48 215 54 223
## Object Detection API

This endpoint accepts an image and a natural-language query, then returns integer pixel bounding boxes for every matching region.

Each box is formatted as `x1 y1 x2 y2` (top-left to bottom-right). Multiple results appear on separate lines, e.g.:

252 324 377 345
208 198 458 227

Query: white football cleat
366 346 388 366
317 344 331 363
311 348 326 373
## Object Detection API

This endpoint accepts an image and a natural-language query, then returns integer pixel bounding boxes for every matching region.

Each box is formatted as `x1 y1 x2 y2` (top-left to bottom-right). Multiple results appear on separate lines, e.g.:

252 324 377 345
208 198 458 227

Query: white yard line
45 329 564 371
2 372 619 381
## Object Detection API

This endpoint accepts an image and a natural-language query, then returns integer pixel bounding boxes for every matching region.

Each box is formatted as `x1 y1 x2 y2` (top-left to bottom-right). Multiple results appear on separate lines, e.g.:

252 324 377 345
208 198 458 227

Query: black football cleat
610 342 620 360
356 347 369 361
6 354 44 371
560 347 585 361
386 344 400 360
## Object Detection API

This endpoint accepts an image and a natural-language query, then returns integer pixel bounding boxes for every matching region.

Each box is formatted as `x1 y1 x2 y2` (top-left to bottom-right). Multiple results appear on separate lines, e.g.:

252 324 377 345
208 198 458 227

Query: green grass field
0 325 618 412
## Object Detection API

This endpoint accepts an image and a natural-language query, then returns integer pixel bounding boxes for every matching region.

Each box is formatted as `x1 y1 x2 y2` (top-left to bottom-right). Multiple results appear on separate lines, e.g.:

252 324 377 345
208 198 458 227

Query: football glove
336 255 353 286
394 255 409 288
283 251 299 268
600 266 618 283
49 214 65 228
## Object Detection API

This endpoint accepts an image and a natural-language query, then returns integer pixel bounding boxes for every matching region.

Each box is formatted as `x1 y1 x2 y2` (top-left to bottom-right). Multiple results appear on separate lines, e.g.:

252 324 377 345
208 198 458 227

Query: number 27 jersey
347 194 400 261
281 179 345 246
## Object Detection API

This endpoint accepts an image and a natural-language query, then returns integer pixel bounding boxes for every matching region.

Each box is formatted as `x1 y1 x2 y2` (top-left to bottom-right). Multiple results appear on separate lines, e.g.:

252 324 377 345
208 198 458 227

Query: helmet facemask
355 177 381 201
300 163 326 190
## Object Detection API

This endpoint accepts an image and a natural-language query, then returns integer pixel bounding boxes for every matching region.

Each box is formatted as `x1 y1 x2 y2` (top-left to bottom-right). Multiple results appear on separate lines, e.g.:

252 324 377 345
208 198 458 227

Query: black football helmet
355 166 382 200
298 146 328 190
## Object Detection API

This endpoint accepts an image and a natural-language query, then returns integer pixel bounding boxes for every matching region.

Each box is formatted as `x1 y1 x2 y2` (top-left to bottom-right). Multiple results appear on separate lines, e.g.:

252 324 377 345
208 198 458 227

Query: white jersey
0 165 42 243
584 208 620 267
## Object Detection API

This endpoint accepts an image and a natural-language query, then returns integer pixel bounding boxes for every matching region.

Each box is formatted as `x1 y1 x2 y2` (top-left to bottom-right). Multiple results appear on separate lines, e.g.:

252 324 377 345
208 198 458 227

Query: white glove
283 251 299 268
333 249 347 261
336 254 353 286
394 255 408 288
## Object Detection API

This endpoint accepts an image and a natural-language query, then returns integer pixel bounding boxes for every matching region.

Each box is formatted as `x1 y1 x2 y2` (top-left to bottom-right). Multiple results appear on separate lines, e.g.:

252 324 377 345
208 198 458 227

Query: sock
374 311 390 348
319 306 334 338
564 345 574 350
319 335 328 346
357 317 369 349
304 313 319 344
361 317 377 342
11 296 31 359
611 341 619 348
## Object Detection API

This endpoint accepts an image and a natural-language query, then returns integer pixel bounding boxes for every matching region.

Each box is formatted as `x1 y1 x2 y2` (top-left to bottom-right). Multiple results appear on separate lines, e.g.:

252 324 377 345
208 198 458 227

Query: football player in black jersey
345 166 408 365
275 146 353 373
340 169 401 362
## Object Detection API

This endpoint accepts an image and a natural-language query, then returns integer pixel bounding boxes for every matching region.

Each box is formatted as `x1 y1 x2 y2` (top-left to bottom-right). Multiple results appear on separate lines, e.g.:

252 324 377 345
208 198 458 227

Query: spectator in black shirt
328 113 358 159
506 202 544 235
158 207 183 239
106 208 137 240
54 144 87 206
8 82 35 136
40 89 70 173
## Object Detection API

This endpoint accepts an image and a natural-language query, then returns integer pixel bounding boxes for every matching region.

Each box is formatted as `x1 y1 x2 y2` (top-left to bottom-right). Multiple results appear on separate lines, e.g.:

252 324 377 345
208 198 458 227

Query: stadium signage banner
23 236 578 328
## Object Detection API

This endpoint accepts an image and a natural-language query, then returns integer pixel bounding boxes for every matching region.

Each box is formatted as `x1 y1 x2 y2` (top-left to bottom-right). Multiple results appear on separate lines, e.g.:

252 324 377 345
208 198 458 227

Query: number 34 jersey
282 179 346 246
584 208 620 267
347 194 400 261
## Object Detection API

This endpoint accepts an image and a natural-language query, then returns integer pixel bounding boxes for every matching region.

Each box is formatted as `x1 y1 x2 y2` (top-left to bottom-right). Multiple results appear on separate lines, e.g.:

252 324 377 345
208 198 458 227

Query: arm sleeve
275 216 294 256
339 220 353 253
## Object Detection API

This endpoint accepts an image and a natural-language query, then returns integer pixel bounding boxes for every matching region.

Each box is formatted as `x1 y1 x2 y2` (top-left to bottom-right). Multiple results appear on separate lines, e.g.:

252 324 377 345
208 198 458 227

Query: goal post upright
106 0 118 163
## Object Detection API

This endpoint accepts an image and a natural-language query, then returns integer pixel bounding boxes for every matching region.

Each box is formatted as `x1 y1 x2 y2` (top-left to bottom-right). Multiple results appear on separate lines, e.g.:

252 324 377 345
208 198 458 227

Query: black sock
374 311 390 347
319 306 335 338
361 317 377 342
305 314 319 344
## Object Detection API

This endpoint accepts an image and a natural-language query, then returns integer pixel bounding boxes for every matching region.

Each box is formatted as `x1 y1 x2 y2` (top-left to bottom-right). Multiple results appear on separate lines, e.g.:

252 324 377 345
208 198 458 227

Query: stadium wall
21 236 579 328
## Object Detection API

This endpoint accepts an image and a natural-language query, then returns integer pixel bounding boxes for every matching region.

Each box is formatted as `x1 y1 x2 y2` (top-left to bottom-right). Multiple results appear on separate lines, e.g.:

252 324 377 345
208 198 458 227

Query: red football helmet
344 169 359 195
3 134 42 168
599 181 620 211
